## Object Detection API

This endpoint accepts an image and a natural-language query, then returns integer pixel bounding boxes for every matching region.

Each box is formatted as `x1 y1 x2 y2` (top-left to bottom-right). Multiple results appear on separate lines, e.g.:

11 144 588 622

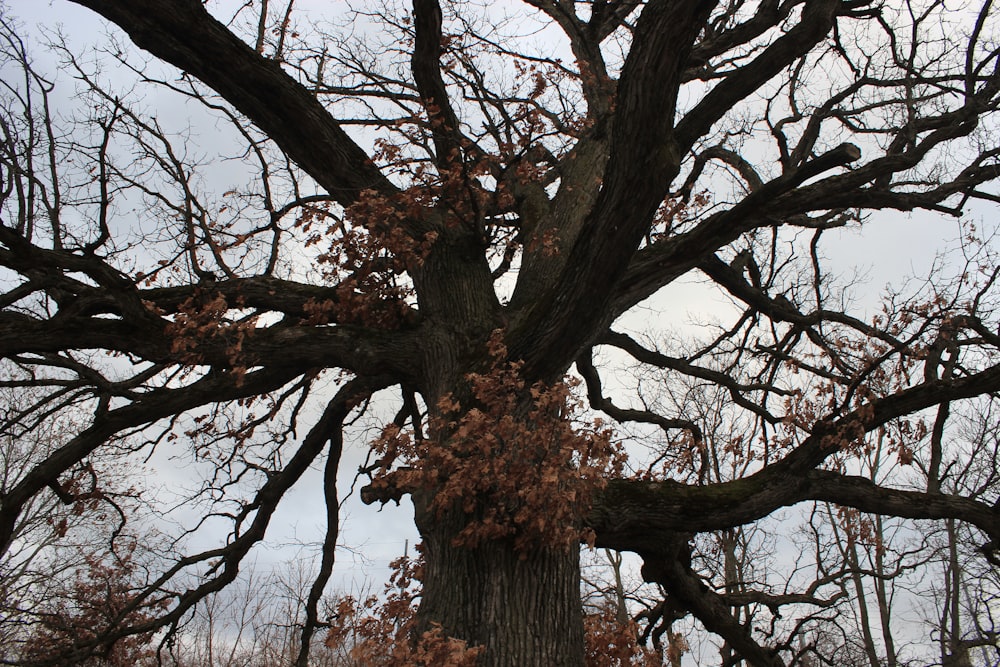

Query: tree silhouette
2 1 1000 665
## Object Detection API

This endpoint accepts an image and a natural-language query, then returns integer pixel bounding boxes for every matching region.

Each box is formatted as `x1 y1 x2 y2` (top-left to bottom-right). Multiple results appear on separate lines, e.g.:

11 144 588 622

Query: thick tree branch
0 311 421 382
588 364 1000 555
512 0 717 380
684 0 790 80
295 418 346 667
592 468 1000 564
588 0 643 42
68 0 402 212
22 378 385 667
675 0 847 150
0 364 307 557
411 0 464 170
521 0 617 115
612 143 861 314
642 548 783 667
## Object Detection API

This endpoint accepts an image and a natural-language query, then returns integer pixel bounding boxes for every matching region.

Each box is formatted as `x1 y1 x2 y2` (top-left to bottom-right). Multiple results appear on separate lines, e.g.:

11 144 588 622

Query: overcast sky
4 3 983 658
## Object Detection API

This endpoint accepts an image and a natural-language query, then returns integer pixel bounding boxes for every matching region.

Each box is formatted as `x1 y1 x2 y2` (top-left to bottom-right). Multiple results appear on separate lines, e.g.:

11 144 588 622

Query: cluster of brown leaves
372 331 625 553
835 506 882 552
324 554 482 667
647 191 710 242
304 192 436 328
300 296 338 325
584 603 682 667
47 460 140 537
22 540 164 666
163 288 258 382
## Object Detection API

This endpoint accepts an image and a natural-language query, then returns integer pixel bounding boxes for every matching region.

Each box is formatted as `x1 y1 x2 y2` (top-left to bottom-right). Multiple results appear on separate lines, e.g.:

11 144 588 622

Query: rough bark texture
416 502 585 666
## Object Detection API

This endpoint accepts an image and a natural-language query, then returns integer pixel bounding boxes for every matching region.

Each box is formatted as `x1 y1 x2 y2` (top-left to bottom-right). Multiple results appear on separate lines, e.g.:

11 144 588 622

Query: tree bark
414 500 585 667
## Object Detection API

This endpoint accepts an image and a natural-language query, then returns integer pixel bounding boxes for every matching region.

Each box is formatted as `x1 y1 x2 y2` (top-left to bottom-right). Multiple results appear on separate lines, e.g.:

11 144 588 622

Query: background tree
159 558 348 667
0 381 153 664
2 0 1000 665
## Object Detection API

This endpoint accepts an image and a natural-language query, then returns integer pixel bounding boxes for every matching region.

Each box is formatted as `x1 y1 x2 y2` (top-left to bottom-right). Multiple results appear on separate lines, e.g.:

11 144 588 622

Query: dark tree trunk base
416 503 585 667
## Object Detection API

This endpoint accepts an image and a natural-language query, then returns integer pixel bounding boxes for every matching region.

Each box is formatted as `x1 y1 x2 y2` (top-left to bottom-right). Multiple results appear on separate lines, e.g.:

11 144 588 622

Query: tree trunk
415 500 585 667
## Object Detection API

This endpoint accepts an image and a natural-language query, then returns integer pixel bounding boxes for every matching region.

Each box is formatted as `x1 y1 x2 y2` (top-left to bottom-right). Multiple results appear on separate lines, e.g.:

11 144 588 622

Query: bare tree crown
1 1 1000 665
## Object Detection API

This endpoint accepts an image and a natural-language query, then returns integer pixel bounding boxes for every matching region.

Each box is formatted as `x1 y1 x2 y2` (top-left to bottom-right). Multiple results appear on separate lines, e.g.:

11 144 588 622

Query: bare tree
0 377 153 664
164 559 347 667
2 1 1000 665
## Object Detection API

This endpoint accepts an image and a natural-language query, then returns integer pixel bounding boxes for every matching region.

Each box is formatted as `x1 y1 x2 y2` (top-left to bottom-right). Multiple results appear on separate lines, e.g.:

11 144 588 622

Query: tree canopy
2 0 1000 665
